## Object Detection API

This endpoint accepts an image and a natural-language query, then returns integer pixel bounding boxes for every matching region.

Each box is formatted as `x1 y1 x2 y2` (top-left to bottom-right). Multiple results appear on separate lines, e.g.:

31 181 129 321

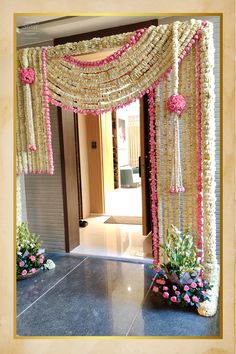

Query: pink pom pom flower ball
19 67 35 85
166 94 186 115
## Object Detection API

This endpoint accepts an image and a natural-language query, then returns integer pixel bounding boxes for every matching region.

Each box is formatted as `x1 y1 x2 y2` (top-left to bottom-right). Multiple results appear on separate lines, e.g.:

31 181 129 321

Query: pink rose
19 261 24 267
202 290 207 295
152 286 159 293
198 282 203 287
39 258 44 264
156 278 166 285
175 291 180 296
170 296 177 303
184 285 189 291
21 269 27 276
30 268 36 273
192 295 199 303
190 282 197 288
29 255 36 262
163 292 169 299
172 285 177 290
163 286 169 291
39 254 44 260
183 294 190 303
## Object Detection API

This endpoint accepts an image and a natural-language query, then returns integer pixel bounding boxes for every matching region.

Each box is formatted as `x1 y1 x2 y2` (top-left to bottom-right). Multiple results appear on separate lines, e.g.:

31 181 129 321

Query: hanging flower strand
167 21 186 194
42 47 54 175
148 89 159 268
19 51 37 154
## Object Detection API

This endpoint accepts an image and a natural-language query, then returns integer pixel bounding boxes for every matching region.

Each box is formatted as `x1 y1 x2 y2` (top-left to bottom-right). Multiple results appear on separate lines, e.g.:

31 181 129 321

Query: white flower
36 248 45 255
44 259 55 270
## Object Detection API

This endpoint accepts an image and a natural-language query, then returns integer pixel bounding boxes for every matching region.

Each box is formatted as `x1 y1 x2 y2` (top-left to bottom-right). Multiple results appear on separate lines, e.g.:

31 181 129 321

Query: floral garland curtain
16 19 218 315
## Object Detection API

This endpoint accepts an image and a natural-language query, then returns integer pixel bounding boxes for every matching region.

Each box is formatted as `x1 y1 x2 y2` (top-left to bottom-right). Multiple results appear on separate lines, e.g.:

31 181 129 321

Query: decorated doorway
16 17 219 317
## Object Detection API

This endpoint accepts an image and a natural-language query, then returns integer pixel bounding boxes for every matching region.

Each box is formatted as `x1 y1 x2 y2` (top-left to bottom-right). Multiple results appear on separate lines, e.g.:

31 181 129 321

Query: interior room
16 15 220 336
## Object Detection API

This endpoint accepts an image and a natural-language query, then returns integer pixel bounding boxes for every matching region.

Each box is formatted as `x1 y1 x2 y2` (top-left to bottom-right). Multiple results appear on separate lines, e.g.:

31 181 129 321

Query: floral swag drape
16 19 219 316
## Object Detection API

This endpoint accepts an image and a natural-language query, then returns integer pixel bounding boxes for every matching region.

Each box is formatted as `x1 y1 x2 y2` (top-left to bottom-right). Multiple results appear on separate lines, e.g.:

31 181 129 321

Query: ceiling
16 15 164 46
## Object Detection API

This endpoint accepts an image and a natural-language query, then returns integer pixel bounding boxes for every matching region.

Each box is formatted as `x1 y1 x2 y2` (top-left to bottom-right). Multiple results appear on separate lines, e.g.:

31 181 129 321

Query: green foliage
16 222 45 279
150 225 213 310
159 225 203 276
16 222 41 255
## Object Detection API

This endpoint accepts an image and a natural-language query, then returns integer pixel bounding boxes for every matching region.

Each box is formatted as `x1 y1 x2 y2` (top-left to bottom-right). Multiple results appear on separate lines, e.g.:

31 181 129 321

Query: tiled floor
17 253 220 337
72 215 153 262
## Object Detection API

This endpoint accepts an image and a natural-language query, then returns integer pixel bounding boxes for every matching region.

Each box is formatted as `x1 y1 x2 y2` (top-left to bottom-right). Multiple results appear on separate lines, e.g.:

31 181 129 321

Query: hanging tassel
167 22 186 194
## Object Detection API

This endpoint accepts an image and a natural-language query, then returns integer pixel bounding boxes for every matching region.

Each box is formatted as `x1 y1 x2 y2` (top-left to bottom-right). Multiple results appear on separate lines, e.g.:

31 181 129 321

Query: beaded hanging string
167 22 186 194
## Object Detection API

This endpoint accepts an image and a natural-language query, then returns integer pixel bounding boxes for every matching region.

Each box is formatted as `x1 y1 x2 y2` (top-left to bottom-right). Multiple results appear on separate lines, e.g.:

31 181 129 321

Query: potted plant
151 225 212 310
16 222 46 280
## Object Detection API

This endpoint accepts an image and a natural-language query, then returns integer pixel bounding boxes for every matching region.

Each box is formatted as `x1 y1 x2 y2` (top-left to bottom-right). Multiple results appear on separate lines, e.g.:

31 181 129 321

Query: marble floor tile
127 292 220 337
17 257 154 336
17 253 86 315
17 254 220 337
72 215 153 262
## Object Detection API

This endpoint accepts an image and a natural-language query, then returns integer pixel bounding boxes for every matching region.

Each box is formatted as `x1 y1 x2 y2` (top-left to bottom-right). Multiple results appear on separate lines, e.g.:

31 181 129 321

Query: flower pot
167 271 200 286
167 272 182 286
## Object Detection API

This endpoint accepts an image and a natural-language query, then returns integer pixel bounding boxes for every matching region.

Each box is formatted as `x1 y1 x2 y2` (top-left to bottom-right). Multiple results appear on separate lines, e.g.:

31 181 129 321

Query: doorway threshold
71 215 153 264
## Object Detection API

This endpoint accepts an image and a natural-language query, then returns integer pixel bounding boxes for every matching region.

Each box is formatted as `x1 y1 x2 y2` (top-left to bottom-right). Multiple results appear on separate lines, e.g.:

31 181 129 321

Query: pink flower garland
42 47 54 175
148 89 159 267
63 28 146 68
195 33 204 265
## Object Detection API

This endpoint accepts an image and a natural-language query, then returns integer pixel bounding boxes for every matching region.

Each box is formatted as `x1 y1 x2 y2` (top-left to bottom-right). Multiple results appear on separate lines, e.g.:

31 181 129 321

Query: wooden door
58 109 80 252
140 95 152 236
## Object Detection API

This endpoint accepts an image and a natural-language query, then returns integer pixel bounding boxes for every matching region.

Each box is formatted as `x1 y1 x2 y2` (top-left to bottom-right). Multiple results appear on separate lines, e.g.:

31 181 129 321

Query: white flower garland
197 21 219 317
17 47 51 174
